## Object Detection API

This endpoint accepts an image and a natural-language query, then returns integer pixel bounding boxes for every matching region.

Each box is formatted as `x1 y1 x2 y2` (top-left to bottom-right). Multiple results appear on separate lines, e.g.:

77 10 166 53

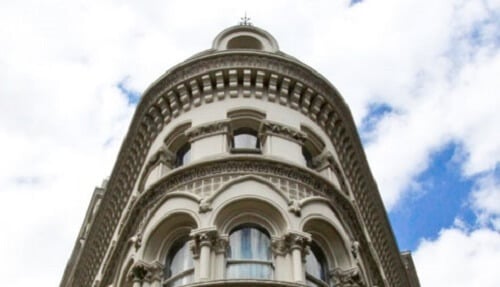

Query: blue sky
0 0 499 286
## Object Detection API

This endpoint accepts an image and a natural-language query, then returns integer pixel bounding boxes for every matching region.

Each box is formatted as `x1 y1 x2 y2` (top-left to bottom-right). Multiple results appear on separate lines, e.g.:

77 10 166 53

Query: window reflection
233 129 259 149
227 226 273 279
165 238 194 287
305 243 328 287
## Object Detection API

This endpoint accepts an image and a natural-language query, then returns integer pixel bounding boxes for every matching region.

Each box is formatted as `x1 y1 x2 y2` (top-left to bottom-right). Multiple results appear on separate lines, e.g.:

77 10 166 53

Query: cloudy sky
1 0 499 286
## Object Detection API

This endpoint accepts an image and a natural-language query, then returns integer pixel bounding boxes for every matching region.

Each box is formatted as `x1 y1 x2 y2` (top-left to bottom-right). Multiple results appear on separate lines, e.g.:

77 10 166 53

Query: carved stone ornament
288 199 301 216
331 267 365 287
199 198 212 213
260 121 307 144
271 232 311 257
190 228 219 257
351 240 360 260
186 120 230 142
127 261 150 282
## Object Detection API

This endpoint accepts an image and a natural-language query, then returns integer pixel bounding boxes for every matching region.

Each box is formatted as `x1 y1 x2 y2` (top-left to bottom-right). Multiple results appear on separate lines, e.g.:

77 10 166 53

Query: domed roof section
212 25 280 53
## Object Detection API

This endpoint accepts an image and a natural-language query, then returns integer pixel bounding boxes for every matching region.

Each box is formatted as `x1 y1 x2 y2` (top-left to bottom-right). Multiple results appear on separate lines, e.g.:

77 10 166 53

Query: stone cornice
67 52 409 287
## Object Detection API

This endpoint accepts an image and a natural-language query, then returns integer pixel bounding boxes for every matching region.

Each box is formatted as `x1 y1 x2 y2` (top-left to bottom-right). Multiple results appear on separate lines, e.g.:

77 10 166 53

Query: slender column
191 228 218 281
288 232 310 283
199 234 212 280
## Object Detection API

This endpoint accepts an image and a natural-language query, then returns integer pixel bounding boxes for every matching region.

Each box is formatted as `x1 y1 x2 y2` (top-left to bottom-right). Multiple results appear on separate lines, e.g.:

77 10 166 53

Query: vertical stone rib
177 83 190 111
190 79 201 107
215 71 225 100
201 74 213 103
301 87 314 114
268 73 278 102
228 69 238 98
243 69 251 97
279 77 290 105
255 70 265 99
290 82 303 110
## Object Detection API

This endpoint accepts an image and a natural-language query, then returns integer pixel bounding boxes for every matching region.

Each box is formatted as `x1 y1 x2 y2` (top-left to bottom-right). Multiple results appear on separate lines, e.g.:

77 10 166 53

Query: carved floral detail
260 121 307 144
186 121 230 141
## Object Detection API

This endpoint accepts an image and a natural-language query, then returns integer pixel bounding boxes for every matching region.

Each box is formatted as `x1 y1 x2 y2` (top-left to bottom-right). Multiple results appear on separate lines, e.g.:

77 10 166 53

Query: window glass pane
169 241 194 276
228 227 271 260
305 244 327 282
234 133 258 149
167 272 194 287
227 263 273 279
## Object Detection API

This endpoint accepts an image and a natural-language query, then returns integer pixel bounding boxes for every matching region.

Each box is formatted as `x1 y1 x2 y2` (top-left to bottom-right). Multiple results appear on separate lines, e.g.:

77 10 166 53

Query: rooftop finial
239 12 252 26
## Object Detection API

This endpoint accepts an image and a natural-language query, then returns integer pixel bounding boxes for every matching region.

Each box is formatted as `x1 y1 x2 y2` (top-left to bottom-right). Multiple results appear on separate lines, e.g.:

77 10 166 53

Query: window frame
163 236 195 287
305 241 330 287
226 225 274 279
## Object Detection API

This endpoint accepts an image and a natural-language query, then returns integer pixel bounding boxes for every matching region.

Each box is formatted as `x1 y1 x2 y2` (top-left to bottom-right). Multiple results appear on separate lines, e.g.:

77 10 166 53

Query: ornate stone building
61 24 420 287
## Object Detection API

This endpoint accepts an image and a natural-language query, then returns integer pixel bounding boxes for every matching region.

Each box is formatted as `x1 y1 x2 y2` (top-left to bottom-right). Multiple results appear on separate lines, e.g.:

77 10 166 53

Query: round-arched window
226 226 273 279
305 242 329 287
165 237 194 287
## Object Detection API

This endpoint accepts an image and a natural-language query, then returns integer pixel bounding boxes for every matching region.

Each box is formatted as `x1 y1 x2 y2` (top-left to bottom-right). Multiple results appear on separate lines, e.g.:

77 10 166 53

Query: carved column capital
127 261 150 283
190 227 219 258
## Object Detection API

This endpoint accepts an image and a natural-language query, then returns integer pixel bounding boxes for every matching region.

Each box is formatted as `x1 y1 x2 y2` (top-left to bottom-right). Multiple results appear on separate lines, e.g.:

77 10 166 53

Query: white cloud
414 227 500 287
0 0 499 286
471 173 500 230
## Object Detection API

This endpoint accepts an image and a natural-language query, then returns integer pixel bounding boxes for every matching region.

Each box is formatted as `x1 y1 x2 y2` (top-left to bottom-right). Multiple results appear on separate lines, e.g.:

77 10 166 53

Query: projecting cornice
68 52 409 287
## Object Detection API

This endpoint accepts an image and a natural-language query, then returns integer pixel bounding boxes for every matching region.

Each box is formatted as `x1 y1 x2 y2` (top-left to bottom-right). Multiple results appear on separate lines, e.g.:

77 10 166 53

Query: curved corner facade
61 25 420 287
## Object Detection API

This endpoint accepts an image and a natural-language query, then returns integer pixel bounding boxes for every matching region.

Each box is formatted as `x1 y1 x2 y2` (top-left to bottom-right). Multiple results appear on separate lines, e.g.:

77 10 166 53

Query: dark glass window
226 226 273 279
232 128 259 149
175 144 191 167
302 147 314 168
165 238 194 287
305 243 328 287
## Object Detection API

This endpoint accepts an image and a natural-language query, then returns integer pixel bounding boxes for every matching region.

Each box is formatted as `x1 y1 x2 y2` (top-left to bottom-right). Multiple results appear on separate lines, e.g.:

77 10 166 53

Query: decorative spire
239 12 252 26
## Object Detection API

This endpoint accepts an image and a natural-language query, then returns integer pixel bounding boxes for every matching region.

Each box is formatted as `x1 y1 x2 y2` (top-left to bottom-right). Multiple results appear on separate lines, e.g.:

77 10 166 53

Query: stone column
191 228 218 281
213 236 229 280
288 233 310 283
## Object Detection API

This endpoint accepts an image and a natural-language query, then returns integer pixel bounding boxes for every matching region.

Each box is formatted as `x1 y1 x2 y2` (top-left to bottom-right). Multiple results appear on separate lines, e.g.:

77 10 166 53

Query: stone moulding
69 51 409 287
102 157 383 286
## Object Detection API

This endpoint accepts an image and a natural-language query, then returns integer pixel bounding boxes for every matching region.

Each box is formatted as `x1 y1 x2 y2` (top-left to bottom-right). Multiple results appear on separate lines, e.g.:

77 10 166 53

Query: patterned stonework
65 51 411 287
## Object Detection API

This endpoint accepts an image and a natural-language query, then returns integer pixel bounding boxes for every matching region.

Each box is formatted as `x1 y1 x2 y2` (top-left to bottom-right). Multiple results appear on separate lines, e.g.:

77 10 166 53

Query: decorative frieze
260 121 307 144
185 120 230 142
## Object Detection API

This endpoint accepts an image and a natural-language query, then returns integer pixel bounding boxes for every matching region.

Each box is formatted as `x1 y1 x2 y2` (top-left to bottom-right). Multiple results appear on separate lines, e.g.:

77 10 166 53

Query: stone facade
60 25 420 287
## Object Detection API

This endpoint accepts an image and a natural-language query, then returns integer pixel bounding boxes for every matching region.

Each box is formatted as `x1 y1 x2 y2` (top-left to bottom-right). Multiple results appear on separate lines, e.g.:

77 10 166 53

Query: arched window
226 226 273 279
232 128 260 150
164 237 194 287
175 143 191 167
305 242 329 287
